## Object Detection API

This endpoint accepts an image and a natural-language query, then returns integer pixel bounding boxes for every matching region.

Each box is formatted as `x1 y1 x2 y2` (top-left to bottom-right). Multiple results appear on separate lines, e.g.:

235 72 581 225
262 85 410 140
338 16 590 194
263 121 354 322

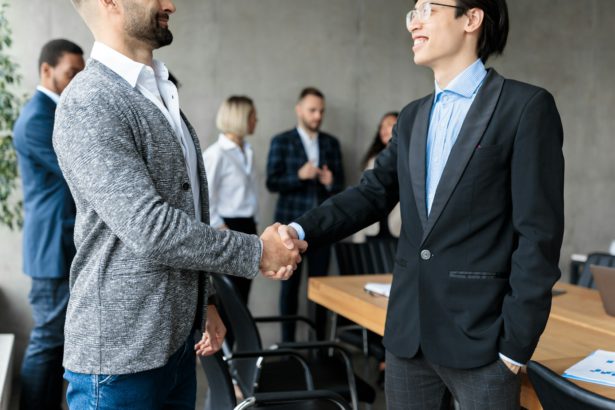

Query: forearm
55 105 262 278
499 89 564 363
266 172 305 193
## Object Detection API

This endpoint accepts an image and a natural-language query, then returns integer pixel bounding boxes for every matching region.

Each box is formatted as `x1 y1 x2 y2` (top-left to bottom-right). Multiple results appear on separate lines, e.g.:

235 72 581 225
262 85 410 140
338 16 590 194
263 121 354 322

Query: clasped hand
259 223 307 280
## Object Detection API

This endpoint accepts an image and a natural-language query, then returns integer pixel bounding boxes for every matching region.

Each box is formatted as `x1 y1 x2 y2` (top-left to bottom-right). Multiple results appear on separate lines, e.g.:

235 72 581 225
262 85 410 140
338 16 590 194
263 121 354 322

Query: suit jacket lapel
421 69 505 244
317 133 326 166
292 129 309 164
409 96 433 233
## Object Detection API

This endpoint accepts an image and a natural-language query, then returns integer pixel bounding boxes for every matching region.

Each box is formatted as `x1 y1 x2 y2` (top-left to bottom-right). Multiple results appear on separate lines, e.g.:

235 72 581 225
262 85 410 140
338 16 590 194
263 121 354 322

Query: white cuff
499 353 525 367
288 222 305 240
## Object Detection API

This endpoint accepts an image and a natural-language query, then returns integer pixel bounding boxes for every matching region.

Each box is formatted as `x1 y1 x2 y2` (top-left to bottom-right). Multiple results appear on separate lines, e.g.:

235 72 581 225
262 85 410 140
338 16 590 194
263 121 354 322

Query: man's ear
99 0 119 12
464 8 484 34
40 62 52 79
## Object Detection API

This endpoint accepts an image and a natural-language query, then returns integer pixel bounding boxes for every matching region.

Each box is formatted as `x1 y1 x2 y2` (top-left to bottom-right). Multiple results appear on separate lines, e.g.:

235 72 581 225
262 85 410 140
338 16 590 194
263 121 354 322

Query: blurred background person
12 38 85 410
203 96 259 305
353 111 401 243
266 87 344 341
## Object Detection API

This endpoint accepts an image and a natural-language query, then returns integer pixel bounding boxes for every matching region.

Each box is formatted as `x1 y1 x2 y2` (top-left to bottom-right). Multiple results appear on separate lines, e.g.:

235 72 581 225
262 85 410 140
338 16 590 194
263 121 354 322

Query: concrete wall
1 0 615 387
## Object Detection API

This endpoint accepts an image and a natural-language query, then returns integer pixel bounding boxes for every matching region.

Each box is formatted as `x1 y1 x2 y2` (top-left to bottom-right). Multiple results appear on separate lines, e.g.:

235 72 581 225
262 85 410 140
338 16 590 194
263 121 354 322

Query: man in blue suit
266 87 344 341
13 39 84 410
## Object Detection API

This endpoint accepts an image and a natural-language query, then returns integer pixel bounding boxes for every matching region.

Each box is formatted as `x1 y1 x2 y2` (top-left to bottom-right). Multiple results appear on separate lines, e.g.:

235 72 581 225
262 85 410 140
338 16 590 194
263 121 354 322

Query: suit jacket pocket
475 144 503 155
449 271 508 280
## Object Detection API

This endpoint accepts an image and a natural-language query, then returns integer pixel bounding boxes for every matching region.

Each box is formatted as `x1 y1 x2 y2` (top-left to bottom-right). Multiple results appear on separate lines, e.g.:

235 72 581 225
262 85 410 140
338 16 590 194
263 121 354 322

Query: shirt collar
218 133 251 152
434 59 487 99
36 85 60 104
90 41 169 87
296 126 318 144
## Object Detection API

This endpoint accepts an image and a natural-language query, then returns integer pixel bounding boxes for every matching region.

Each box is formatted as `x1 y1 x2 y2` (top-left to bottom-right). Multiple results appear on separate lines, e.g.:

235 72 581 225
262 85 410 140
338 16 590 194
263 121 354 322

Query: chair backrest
578 252 615 288
200 351 237 410
212 274 263 396
366 236 397 273
334 237 397 276
527 361 615 410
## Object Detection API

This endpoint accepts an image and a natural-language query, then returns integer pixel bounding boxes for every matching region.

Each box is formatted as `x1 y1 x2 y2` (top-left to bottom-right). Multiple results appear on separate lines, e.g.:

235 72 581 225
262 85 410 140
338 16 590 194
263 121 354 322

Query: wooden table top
549 282 615 337
308 274 615 408
308 274 390 336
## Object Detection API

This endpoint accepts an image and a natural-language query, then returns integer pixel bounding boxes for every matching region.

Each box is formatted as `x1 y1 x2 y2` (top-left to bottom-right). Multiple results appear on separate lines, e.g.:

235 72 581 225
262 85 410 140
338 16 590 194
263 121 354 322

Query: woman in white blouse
353 111 401 243
203 96 259 305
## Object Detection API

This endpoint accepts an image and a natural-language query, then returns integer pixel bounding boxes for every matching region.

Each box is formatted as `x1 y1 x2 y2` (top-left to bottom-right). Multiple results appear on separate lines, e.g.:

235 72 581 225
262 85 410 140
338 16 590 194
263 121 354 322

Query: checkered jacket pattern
266 128 344 223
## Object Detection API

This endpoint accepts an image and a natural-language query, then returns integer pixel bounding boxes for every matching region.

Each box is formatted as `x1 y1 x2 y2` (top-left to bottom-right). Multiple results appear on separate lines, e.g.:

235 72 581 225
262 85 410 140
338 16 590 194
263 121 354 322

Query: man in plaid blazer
266 87 344 341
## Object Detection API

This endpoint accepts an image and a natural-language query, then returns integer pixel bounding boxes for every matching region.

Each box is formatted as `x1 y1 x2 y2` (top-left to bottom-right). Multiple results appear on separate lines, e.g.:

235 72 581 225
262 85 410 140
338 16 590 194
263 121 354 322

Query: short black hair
454 0 509 63
298 87 324 101
38 39 83 69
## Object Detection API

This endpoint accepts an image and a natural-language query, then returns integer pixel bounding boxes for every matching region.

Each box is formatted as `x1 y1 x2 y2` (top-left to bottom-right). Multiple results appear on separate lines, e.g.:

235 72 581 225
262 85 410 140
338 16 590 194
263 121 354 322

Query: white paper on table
563 350 615 387
363 282 391 298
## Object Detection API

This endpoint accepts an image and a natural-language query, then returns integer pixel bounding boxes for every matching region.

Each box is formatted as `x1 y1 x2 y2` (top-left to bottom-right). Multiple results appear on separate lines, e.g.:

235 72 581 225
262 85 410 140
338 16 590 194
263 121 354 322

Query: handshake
259 223 306 280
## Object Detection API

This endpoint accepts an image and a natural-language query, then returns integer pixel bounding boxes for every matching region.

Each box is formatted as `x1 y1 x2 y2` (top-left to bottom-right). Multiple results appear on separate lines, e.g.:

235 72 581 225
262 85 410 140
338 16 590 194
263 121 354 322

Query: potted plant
0 2 23 230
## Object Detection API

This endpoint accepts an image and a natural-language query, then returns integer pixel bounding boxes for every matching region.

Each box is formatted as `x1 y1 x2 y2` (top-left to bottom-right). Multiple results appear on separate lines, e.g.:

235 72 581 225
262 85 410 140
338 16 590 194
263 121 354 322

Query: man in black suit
276 0 564 408
266 87 344 341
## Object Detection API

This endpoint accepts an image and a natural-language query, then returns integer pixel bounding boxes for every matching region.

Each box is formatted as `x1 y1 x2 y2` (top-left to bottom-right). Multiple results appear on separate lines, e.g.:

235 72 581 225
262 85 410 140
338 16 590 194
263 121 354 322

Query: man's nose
161 0 176 14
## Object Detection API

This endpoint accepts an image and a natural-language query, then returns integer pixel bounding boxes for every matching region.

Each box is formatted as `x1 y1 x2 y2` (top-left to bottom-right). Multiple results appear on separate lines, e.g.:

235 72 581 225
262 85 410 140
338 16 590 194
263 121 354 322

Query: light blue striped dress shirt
425 59 487 215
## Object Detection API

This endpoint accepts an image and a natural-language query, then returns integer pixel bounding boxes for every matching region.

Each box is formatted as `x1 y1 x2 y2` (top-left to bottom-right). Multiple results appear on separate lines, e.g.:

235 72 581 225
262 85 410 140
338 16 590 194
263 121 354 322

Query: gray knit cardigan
53 59 261 375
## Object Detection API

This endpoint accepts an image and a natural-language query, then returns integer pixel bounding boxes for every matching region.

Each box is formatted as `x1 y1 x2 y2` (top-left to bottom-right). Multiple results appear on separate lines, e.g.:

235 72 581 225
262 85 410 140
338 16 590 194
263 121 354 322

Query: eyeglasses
406 2 466 28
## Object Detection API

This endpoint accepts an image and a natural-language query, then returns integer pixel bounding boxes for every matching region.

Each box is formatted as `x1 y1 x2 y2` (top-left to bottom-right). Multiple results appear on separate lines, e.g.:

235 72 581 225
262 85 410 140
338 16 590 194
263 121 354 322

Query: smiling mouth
412 36 428 52
157 13 170 26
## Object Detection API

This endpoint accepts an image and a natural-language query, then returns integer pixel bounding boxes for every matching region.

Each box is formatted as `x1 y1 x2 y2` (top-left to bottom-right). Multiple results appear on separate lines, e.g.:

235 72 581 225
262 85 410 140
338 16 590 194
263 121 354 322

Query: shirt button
182 182 190 191
420 250 432 260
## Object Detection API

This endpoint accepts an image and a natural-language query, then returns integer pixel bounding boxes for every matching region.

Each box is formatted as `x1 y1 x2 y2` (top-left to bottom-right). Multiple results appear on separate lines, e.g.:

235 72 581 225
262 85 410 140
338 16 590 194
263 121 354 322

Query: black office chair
331 237 397 361
200 351 352 410
577 252 615 288
527 360 615 410
211 274 375 410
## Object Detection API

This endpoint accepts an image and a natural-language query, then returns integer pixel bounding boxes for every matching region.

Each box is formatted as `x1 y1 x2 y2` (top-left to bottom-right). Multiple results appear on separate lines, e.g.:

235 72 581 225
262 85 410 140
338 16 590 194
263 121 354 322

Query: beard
124 2 173 49
303 120 321 133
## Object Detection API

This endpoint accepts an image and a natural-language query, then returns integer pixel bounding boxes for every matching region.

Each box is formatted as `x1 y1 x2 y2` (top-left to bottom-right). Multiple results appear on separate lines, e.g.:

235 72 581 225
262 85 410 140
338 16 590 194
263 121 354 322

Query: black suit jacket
266 128 344 223
295 70 564 368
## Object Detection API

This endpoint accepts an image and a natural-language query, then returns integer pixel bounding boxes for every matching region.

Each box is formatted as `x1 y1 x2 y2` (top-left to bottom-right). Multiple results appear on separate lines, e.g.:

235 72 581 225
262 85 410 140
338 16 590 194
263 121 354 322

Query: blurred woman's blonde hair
216 96 254 137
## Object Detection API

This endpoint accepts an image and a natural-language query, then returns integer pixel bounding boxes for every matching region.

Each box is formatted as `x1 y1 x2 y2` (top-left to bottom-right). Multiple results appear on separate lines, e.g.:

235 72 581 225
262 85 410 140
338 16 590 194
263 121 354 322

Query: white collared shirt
90 41 201 220
202 134 259 228
296 126 319 166
36 85 60 105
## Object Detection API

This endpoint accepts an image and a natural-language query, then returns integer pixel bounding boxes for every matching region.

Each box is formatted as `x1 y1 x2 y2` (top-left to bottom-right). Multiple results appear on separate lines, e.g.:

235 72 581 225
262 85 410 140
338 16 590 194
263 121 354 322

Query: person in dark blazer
12 39 84 410
276 1 564 408
266 87 344 341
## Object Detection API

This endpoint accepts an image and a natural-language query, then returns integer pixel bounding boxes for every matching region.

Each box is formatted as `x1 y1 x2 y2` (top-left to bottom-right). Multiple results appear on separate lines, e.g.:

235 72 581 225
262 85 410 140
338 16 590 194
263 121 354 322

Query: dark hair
454 0 509 63
361 111 399 169
298 87 325 102
38 39 83 69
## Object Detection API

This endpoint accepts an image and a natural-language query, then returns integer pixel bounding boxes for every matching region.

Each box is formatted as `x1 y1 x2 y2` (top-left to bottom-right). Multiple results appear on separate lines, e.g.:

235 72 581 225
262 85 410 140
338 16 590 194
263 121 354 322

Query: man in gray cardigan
55 0 305 408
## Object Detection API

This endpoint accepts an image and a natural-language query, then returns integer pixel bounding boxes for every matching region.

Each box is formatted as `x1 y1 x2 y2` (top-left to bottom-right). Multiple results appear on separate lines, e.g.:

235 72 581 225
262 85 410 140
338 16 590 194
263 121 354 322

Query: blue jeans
20 277 70 410
64 332 197 409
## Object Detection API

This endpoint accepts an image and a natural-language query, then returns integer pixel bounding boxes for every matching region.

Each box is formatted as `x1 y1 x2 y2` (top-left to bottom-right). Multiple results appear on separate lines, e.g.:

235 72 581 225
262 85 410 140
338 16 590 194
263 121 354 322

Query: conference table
308 274 615 409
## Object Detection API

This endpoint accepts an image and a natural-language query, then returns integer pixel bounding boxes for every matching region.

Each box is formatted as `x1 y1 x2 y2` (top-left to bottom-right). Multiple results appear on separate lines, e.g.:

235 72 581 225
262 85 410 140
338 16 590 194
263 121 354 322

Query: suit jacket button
420 250 432 260
182 182 190 191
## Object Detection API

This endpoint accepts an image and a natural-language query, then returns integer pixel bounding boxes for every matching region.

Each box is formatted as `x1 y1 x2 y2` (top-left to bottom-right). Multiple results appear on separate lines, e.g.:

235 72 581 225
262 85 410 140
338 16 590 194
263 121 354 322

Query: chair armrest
235 389 352 410
225 350 314 390
271 341 359 410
